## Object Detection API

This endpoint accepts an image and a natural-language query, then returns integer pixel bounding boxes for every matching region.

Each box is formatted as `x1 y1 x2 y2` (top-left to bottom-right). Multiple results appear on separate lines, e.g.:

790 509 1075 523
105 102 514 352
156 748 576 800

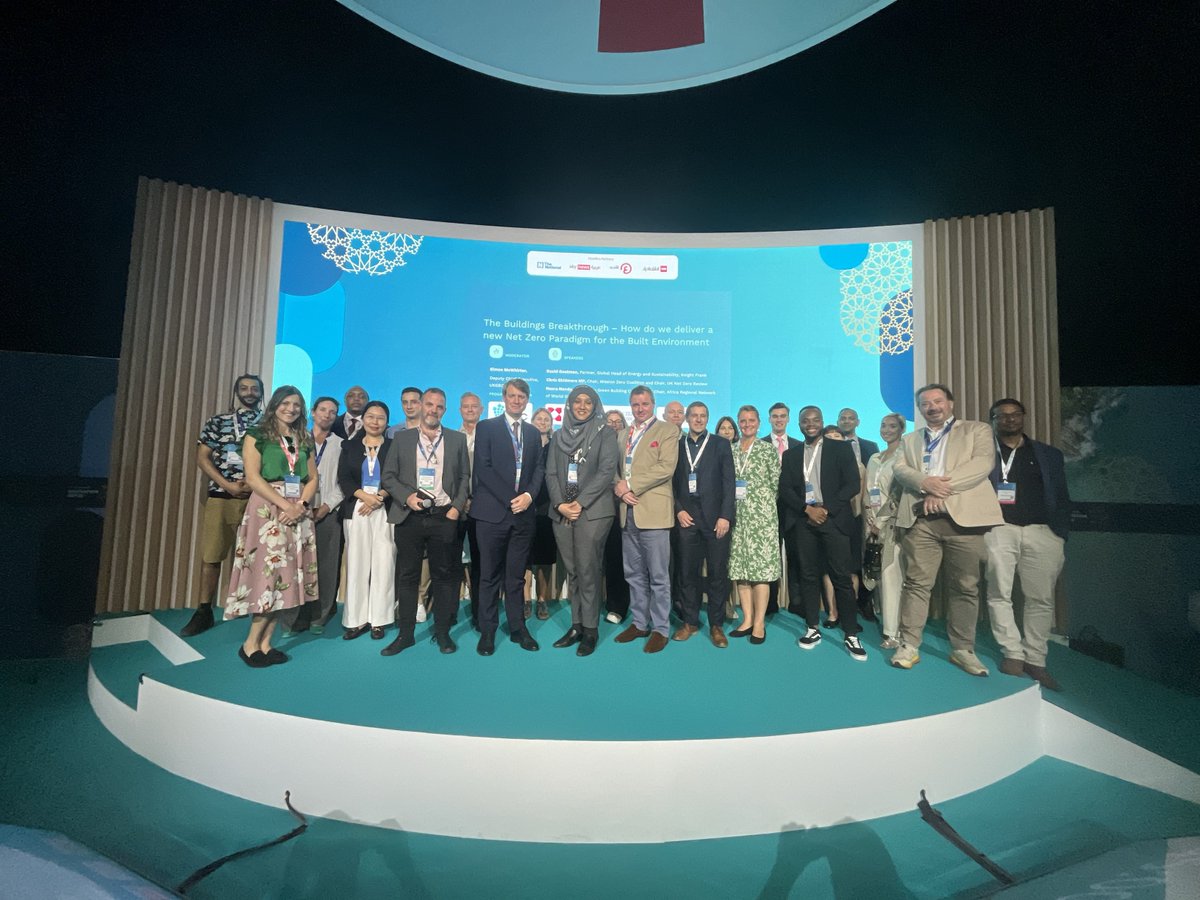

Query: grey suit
546 423 619 629
381 427 470 638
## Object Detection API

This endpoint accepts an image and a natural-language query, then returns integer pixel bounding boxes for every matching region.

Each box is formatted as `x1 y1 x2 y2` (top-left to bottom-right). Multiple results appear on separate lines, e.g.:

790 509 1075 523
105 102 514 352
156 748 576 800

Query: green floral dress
728 439 781 582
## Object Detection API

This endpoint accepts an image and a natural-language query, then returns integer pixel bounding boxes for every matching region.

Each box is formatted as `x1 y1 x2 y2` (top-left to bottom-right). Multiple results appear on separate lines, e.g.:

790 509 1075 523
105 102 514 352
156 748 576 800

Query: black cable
176 791 308 895
917 789 1016 885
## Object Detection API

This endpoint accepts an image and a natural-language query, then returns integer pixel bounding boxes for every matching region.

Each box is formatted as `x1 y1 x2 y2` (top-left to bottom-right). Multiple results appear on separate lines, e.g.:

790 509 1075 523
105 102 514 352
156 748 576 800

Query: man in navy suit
779 406 868 661
672 402 736 647
470 378 545 655
838 408 881 465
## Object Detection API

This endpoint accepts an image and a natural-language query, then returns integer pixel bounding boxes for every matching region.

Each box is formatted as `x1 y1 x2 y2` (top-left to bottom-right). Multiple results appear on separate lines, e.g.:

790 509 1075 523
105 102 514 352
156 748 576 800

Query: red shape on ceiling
598 0 705 53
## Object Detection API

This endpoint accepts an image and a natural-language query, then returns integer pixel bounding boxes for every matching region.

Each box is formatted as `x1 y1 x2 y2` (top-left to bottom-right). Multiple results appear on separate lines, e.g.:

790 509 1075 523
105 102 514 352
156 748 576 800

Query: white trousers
342 508 396 629
984 523 1065 666
875 528 904 639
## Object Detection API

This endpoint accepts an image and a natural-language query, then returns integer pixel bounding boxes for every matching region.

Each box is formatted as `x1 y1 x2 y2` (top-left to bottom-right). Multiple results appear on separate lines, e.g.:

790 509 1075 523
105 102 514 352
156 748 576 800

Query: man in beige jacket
890 383 1003 675
613 386 680 653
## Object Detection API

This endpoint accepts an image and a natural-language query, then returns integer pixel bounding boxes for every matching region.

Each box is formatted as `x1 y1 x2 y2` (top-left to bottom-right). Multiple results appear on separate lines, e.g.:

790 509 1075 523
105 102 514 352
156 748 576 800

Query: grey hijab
553 384 606 459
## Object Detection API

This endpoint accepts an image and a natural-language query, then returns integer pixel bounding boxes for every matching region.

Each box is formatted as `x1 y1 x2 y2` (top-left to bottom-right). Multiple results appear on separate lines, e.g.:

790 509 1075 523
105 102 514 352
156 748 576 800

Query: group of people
183 376 1070 690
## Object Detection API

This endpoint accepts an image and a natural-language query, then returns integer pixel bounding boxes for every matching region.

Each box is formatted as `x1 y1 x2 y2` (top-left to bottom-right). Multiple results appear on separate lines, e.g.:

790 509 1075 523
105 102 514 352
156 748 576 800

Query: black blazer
336 434 393 520
778 438 860 534
673 431 736 529
988 436 1071 540
380 427 471 525
330 413 362 441
469 415 546 524
851 437 880 465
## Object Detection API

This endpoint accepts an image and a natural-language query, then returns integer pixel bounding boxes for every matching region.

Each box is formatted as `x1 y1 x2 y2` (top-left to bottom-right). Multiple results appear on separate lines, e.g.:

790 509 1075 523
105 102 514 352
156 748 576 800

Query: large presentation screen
266 210 922 431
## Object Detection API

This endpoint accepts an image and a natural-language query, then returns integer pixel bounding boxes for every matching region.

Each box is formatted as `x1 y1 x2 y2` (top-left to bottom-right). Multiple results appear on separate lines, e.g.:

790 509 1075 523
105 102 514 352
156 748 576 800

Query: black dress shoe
512 631 540 652
181 605 215 637
343 624 371 640
264 648 290 665
477 632 495 656
381 634 415 656
749 632 766 645
238 646 269 668
433 632 457 654
577 628 598 657
729 626 753 638
553 626 582 649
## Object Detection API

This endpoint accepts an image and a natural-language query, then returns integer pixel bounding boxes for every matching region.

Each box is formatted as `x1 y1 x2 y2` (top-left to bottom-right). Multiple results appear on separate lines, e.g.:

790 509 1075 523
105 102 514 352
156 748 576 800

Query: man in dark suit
331 385 369 440
780 406 868 661
765 402 801 616
469 378 545 655
379 388 471 656
838 408 880 465
672 402 736 648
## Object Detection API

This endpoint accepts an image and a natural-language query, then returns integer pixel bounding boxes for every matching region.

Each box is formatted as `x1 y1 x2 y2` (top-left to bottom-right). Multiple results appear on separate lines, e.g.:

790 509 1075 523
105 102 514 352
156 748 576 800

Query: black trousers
677 519 731 628
603 517 630 619
394 511 460 638
786 517 860 635
768 515 802 615
460 516 481 625
476 515 535 636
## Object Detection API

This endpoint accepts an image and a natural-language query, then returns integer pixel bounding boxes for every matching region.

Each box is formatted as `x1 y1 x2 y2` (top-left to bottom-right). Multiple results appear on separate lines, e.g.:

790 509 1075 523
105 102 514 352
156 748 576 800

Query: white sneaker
605 612 621 625
890 644 920 669
798 627 822 650
844 634 867 661
949 648 989 677
415 604 428 623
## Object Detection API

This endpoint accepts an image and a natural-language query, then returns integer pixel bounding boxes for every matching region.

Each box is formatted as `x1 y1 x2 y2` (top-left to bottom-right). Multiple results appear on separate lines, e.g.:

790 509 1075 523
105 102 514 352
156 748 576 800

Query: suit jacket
330 413 362 441
469 415 545 524
778 438 861 534
893 418 1004 529
674 431 736 529
763 435 801 529
617 418 679 529
989 435 1071 540
380 427 471 525
336 434 393 521
545 422 620 523
851 436 880 466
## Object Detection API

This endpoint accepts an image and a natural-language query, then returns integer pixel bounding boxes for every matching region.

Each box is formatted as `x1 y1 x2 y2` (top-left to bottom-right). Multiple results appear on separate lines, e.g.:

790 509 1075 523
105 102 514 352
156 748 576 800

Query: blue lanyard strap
418 433 444 465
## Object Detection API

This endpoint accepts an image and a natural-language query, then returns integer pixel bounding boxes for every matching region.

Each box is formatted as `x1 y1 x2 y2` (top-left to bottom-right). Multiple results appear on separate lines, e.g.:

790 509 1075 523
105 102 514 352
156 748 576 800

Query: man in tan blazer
890 383 1003 675
613 385 680 652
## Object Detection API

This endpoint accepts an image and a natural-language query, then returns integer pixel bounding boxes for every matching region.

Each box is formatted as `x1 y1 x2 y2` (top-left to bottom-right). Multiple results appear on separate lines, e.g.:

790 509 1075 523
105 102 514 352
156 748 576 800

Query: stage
87 607 1200 849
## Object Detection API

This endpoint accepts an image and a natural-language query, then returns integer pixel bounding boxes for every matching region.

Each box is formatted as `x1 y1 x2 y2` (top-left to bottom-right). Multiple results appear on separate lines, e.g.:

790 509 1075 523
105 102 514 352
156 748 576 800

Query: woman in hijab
545 385 620 656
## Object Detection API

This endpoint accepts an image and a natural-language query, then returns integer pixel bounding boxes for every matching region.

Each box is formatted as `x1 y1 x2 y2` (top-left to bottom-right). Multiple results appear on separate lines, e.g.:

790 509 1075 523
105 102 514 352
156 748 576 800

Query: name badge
514 461 522 492
805 480 816 504
688 472 698 495
564 463 579 486
362 485 379 495
869 487 882 508
997 481 1017 505
625 454 634 471
922 452 932 472
418 467 437 492
283 474 302 498
224 449 242 467
735 479 747 501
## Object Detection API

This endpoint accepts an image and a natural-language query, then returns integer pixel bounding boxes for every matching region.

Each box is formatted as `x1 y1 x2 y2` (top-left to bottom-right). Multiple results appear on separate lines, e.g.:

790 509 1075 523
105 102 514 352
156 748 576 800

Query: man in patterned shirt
180 374 264 637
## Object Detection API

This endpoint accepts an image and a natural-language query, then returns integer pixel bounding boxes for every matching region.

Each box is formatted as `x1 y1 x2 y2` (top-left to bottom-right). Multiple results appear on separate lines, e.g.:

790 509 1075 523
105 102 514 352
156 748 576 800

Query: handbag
863 533 883 581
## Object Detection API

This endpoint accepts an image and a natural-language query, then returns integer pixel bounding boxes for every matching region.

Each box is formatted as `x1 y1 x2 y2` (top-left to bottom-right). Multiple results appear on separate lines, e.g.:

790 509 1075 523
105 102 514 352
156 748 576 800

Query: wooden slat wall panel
97 178 274 614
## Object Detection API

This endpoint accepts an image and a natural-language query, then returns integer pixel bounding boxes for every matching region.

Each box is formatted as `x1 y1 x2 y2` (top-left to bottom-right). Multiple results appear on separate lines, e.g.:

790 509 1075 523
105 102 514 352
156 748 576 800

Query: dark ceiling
5 0 1196 384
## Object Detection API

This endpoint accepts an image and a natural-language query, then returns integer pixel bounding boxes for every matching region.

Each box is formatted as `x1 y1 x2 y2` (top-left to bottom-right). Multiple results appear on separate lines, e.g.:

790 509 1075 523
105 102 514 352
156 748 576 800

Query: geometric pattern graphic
839 241 913 355
307 224 423 276
878 288 914 355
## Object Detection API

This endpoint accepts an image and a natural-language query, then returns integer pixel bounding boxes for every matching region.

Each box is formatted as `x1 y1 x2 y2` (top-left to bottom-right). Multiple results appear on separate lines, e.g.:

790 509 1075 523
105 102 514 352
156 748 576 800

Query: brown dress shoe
644 632 668 653
710 626 729 648
1024 663 1062 692
615 624 650 643
672 624 698 642
999 657 1027 677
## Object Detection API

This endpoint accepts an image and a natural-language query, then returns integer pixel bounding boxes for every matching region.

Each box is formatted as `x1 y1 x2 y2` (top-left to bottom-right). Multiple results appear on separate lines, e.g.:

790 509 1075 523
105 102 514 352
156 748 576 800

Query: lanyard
314 438 328 467
626 418 655 458
996 437 1022 481
683 432 710 472
419 431 444 465
508 418 523 459
233 413 246 441
279 436 298 476
924 420 954 455
734 440 755 479
364 442 380 478
803 439 822 481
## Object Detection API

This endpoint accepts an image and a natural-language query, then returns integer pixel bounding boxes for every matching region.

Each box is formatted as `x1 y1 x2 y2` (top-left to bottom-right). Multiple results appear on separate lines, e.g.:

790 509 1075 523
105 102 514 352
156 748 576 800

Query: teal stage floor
3 605 1199 898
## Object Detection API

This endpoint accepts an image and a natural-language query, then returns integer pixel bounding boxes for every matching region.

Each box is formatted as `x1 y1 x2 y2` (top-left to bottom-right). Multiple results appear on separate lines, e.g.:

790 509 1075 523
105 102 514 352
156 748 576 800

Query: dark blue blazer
852 437 880 465
673 431 736 529
778 438 860 534
989 436 1071 540
469 415 546 524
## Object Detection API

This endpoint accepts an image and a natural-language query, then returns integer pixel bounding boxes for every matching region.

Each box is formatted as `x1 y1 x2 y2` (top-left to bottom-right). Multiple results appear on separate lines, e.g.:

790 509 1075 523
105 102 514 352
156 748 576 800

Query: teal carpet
4 626 1200 897
91 608 1034 740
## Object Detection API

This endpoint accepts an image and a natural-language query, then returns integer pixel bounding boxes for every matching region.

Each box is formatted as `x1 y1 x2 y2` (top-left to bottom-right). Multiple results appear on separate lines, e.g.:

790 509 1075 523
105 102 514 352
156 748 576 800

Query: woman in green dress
727 404 781 643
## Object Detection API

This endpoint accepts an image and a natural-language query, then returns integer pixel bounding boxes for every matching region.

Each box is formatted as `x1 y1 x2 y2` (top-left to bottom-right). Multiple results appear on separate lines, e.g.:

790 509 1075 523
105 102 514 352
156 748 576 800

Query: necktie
777 436 785 458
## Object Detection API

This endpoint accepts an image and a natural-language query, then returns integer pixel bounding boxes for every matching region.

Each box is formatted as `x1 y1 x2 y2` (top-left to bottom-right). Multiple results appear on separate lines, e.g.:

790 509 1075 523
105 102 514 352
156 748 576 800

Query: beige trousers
897 516 987 651
984 523 1065 666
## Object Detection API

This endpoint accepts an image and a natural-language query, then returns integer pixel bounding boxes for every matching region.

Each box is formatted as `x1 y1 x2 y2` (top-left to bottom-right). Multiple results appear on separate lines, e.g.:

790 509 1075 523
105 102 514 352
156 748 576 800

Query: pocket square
650 441 659 448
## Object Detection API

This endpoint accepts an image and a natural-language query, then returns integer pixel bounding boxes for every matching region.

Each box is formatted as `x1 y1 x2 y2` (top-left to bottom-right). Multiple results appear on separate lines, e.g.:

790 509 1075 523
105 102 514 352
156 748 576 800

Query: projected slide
270 218 919 429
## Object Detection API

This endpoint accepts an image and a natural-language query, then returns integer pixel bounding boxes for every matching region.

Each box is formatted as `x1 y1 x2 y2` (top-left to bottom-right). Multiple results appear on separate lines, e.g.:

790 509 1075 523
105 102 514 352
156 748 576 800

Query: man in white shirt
282 395 345 635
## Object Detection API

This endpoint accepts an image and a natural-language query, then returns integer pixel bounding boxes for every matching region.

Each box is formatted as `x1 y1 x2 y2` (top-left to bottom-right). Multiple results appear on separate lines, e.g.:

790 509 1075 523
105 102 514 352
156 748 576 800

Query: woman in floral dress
727 404 781 643
224 385 319 667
